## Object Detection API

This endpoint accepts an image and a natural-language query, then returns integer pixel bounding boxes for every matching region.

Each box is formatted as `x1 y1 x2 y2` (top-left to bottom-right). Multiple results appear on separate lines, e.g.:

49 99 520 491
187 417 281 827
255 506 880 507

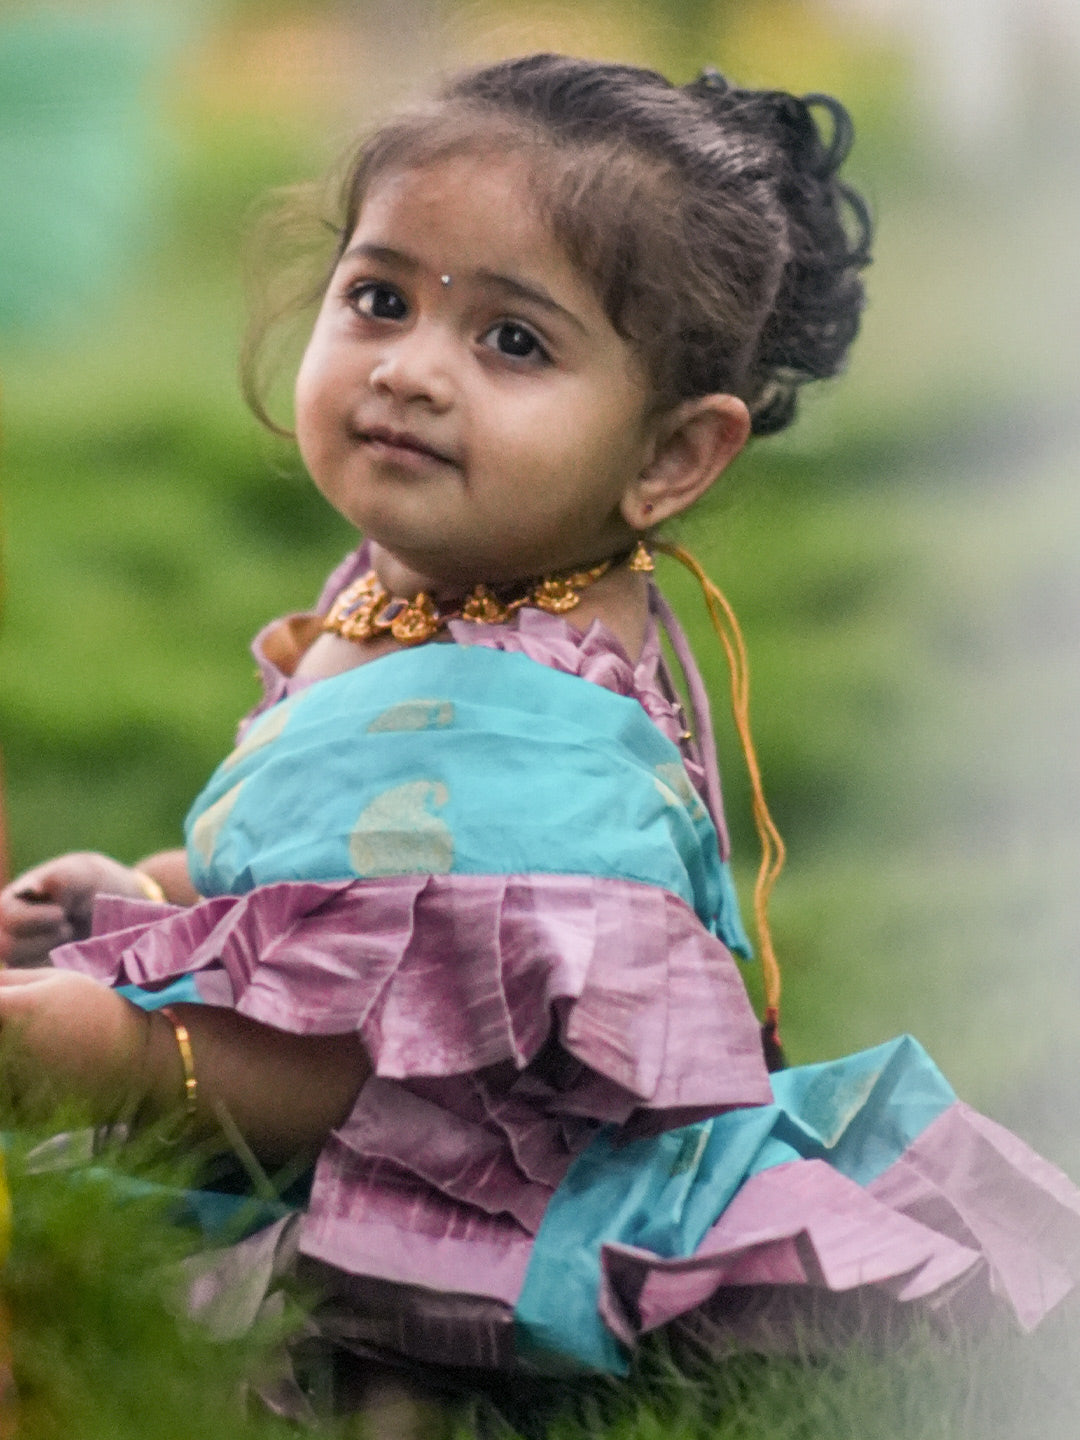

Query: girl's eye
347 282 407 321
482 321 547 362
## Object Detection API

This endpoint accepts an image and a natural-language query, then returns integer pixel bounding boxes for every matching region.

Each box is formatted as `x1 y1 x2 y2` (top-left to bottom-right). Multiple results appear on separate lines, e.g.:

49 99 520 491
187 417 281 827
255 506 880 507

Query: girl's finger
0 923 73 967
0 871 54 904
1 902 68 936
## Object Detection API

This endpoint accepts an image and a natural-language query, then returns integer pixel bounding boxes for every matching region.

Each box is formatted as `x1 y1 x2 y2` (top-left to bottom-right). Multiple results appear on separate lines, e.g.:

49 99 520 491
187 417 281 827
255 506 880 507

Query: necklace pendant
628 540 654 573
530 561 610 614
323 557 615 647
461 585 511 624
342 608 380 641
389 592 441 645
323 574 384 641
530 577 580 613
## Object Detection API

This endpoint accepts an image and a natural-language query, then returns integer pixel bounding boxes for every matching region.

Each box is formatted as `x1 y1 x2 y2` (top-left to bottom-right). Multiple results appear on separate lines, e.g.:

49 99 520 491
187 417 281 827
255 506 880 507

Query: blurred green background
2 0 1078 1169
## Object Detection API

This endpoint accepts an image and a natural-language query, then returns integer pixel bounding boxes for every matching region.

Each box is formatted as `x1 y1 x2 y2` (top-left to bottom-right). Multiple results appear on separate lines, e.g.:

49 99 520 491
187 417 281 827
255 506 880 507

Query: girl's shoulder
245 544 372 726
447 604 679 732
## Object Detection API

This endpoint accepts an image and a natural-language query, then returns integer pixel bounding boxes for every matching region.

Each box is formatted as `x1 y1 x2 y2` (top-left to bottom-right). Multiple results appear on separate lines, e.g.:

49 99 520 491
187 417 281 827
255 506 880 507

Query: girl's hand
0 852 156 968
0 968 148 1114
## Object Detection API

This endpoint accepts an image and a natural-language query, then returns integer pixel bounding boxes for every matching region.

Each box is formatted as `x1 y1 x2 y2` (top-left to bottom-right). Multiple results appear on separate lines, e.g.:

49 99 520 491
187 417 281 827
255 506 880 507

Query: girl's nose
368 326 454 409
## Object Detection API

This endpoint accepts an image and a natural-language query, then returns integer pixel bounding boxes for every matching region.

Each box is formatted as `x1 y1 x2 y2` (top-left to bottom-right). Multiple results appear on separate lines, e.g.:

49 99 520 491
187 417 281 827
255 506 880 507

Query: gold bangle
158 1006 198 1117
132 869 167 903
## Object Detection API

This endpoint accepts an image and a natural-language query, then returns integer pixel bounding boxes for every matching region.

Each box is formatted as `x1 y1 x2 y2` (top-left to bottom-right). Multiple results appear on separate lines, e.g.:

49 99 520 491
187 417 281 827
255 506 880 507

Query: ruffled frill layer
606 1101 1080 1359
180 1090 1080 1376
53 872 771 1345
60 875 767 1118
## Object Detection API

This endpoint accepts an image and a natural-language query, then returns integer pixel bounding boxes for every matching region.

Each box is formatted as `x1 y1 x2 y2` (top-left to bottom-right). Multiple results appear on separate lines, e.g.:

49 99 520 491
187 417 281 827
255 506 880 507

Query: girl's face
294 152 660 592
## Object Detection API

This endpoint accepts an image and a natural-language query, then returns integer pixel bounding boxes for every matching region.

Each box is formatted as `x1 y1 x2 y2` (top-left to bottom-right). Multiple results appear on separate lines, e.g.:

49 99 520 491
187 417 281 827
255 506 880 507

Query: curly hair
244 54 871 438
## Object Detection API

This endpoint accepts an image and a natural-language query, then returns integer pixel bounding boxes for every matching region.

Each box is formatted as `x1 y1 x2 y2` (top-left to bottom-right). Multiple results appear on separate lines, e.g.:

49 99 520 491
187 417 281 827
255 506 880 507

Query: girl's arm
0 848 196 967
0 968 369 1165
134 848 200 905
152 1003 370 1163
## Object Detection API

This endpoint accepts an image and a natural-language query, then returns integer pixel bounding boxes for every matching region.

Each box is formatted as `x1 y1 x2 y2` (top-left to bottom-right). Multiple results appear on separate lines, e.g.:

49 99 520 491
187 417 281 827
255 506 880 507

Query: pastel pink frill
57 870 777 1369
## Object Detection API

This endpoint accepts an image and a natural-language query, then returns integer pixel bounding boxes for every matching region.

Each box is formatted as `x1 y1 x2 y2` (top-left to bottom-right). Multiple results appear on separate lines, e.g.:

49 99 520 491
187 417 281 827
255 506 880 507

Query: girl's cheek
294 358 331 451
295 341 325 404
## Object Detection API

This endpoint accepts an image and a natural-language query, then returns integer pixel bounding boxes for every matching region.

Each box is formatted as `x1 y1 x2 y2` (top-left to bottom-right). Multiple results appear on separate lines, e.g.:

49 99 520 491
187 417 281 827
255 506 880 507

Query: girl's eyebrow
340 241 415 271
339 242 586 333
472 268 587 334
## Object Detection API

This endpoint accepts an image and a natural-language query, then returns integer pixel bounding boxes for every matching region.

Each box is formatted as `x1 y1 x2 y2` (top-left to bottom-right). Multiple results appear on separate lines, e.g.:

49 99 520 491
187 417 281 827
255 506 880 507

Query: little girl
2 52 1079 1409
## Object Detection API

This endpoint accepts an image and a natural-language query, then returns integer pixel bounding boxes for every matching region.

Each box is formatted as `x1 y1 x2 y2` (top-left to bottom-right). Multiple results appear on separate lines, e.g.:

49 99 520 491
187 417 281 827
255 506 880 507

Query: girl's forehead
350 152 597 301
356 150 543 236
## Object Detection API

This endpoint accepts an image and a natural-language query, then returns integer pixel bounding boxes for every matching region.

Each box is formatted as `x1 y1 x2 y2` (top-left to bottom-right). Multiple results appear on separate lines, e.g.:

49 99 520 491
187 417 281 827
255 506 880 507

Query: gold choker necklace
323 558 619 647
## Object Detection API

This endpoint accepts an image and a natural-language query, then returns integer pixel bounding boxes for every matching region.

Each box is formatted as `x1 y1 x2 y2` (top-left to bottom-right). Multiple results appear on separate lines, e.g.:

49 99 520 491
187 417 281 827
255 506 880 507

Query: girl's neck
368 544 619 606
370 548 453 606
291 561 650 686
368 542 651 661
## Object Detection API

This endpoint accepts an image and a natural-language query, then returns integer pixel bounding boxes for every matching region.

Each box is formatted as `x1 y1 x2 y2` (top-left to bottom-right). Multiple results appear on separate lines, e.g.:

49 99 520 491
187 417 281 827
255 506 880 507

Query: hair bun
694 67 730 96
802 93 856 175
683 70 872 434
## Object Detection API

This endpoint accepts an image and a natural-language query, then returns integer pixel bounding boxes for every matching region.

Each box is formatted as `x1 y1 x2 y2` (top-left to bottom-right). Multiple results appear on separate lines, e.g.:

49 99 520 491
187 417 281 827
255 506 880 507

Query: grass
471 1316 1080 1440
4 1111 1080 1440
3 1121 296 1440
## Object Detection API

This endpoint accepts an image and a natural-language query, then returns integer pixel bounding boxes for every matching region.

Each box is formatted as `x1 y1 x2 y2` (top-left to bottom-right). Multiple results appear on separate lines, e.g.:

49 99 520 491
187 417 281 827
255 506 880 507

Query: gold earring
628 539 654 573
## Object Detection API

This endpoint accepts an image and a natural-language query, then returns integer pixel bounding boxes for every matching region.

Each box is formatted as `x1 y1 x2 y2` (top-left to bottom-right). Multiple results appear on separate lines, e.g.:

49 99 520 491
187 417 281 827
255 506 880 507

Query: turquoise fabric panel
715 860 752 958
185 645 748 948
515 1106 780 1374
117 974 204 1010
515 1035 955 1374
768 1033 956 1189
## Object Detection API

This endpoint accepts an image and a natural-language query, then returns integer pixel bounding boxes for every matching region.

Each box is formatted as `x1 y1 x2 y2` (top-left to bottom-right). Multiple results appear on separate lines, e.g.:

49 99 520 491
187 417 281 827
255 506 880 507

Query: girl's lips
359 426 455 467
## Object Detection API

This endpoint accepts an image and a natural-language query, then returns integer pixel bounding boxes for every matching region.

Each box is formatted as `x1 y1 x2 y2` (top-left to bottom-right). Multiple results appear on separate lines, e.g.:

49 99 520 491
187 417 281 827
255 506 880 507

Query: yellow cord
655 542 785 1032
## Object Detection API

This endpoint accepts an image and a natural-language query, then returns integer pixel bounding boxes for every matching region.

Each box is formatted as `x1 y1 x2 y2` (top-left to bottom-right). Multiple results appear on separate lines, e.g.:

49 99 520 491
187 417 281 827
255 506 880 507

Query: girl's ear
621 394 750 530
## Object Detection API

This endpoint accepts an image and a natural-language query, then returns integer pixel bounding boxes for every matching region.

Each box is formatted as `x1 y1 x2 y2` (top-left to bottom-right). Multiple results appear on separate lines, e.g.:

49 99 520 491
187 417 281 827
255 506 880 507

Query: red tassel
761 1006 786 1072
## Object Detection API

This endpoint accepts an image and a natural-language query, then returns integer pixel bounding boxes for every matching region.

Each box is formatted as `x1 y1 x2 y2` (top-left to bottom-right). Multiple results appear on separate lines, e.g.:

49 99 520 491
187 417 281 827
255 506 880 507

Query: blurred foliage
4 1119 292 1440
0 3 1078 1433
